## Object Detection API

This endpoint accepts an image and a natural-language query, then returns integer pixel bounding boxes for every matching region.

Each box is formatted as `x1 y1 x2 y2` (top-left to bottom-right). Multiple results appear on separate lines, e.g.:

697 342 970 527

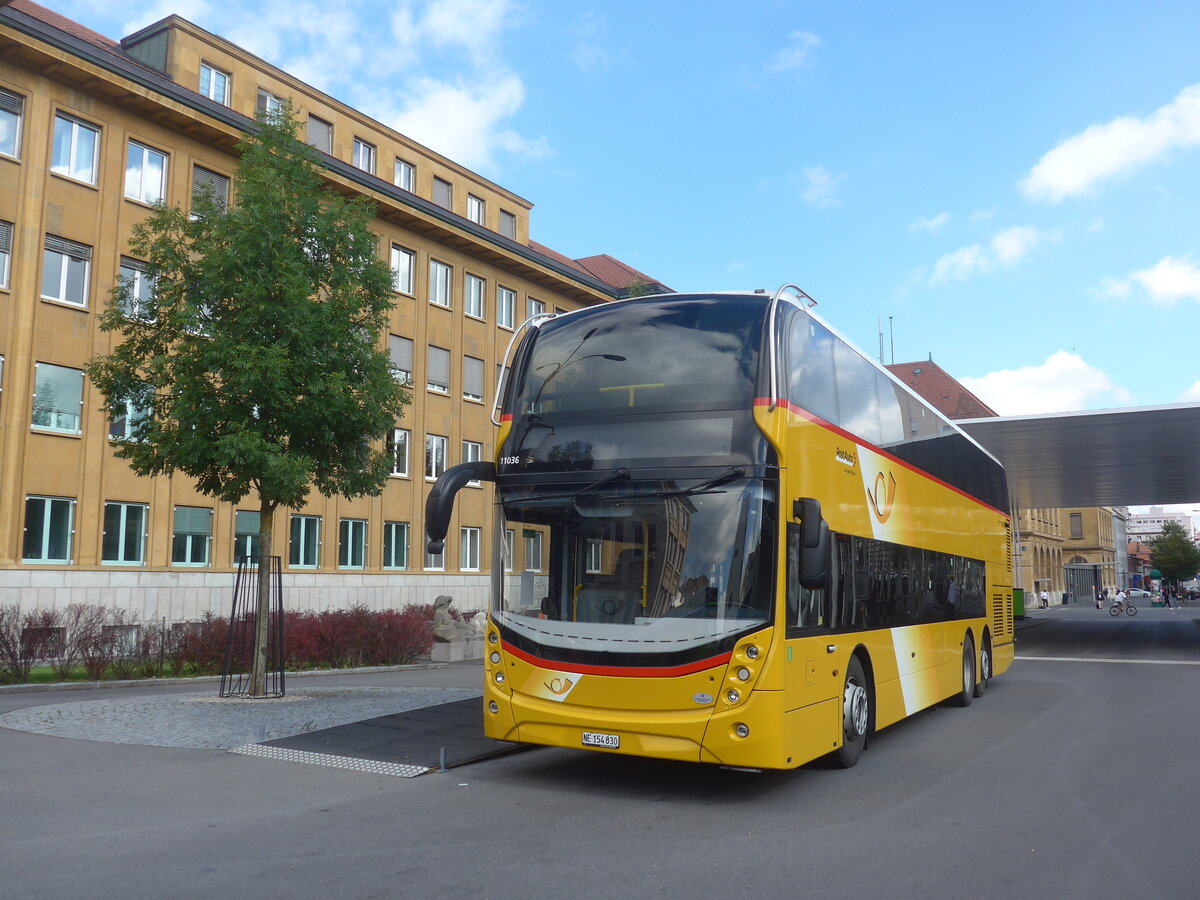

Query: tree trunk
248 499 276 696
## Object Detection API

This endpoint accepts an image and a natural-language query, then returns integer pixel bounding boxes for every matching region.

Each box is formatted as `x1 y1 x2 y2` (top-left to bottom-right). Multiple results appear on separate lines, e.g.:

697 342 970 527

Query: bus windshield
510 296 767 420
494 475 776 662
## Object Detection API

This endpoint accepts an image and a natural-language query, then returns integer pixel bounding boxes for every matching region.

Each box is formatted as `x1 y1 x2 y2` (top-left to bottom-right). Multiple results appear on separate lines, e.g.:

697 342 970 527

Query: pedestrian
1162 588 1174 610
1040 588 1049 609
1095 587 1104 610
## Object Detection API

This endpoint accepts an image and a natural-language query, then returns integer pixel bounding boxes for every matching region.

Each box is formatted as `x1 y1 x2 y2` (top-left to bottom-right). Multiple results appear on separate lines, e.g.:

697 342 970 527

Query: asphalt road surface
3 607 1198 899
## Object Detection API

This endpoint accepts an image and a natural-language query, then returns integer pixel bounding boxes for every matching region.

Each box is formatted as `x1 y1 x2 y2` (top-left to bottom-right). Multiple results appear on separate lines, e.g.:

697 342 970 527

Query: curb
0 661 451 694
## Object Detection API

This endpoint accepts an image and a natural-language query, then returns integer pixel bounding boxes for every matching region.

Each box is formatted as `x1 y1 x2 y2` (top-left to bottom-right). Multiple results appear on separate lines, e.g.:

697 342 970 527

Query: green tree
87 107 409 695
1149 521 1200 588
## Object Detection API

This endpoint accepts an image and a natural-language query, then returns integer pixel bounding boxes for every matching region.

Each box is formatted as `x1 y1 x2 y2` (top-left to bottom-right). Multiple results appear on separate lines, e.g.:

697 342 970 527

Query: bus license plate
581 731 620 749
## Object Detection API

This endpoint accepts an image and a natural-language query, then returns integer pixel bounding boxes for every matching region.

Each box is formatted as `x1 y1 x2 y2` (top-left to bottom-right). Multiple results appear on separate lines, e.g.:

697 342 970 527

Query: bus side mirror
425 461 496 553
793 497 830 589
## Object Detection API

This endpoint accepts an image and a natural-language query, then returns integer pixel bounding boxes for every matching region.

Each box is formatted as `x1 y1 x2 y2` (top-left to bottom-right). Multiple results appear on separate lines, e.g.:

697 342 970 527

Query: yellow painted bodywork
486 402 1014 769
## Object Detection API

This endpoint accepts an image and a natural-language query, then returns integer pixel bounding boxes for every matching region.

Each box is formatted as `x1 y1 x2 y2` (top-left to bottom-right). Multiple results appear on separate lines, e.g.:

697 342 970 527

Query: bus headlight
489 701 499 714
736 667 751 682
495 672 505 684
727 689 740 704
735 723 750 738
488 631 498 643
746 645 760 660
490 651 501 664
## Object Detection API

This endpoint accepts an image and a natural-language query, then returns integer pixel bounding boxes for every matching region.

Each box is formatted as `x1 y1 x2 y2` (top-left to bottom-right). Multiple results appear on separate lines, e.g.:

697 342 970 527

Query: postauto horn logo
866 470 897 524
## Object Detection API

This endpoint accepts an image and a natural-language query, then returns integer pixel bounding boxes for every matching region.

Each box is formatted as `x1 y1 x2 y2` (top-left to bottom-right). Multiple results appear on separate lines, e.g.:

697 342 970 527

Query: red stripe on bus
501 639 731 677
755 396 1010 518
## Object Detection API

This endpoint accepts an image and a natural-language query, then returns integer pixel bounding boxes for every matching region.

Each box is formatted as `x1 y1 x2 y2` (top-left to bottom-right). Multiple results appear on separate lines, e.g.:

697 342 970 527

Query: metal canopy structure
959 403 1200 511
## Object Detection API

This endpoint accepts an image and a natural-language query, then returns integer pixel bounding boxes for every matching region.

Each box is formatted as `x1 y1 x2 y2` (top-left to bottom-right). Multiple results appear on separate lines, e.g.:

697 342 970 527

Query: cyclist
1112 588 1128 613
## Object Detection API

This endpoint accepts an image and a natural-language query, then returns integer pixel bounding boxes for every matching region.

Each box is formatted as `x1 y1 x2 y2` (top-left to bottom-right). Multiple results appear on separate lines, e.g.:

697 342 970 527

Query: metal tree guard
220 556 285 698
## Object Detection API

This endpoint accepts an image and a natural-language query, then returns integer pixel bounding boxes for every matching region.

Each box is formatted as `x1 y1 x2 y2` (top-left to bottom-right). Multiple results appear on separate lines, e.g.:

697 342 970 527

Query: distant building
1126 506 1194 544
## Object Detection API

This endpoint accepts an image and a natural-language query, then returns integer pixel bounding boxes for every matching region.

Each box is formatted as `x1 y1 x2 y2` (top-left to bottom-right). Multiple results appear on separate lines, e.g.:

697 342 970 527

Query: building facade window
467 194 485 225
586 539 603 573
429 260 451 307
42 235 91 307
497 285 515 329
461 526 481 571
425 434 447 479
339 518 367 568
427 346 450 394
307 115 332 153
462 439 482 485
199 62 230 104
465 273 485 319
0 87 22 158
499 209 517 239
171 506 212 566
32 362 84 433
352 137 376 174
424 544 444 571
124 140 168 204
389 334 413 384
0 220 11 290
433 176 452 209
117 257 156 320
102 501 147 565
191 166 230 214
51 113 99 183
256 88 284 117
463 357 484 402
394 158 414 191
23 496 75 563
108 398 150 440
528 298 545 319
289 514 321 568
390 245 415 294
234 510 260 563
387 427 409 476
1070 512 1083 540
383 521 409 569
524 530 543 572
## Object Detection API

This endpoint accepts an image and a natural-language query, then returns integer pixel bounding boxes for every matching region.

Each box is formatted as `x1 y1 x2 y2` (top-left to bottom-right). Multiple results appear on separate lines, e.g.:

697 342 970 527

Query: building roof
574 255 672 294
886 358 998 420
8 0 119 52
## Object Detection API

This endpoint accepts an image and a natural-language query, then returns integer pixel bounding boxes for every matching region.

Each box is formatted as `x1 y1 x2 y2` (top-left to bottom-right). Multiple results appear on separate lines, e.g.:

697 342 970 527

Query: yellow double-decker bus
426 285 1014 769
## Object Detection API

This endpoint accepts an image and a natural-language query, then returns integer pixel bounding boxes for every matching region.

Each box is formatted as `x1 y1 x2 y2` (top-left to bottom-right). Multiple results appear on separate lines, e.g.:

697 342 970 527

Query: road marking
1018 655 1200 666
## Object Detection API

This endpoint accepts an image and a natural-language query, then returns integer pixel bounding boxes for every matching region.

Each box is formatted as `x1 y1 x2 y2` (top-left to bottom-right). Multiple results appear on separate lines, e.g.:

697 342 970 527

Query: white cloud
800 165 844 208
570 11 620 73
770 31 821 72
1020 83 1200 203
1100 255 1200 306
1181 381 1200 402
121 0 212 34
929 225 1054 285
961 351 1133 415
908 212 950 234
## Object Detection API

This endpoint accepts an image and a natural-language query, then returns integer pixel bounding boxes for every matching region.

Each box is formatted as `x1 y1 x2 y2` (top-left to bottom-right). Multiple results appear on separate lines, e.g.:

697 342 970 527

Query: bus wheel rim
844 679 868 737
980 647 991 682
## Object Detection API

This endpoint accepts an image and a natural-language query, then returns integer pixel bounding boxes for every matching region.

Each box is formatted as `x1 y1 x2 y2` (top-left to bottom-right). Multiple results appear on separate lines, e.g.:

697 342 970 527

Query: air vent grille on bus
992 593 1012 638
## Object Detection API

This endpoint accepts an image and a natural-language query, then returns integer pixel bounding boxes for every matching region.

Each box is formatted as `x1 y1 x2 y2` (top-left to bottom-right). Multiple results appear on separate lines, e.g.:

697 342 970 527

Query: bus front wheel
834 656 870 768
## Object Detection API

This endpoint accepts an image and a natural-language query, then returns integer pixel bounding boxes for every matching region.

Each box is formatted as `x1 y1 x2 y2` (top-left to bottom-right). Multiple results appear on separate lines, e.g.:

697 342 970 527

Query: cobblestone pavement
0 685 481 750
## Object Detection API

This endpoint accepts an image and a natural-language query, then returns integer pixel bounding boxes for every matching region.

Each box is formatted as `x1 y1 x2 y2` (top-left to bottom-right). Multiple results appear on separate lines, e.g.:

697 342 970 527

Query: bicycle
1109 600 1138 616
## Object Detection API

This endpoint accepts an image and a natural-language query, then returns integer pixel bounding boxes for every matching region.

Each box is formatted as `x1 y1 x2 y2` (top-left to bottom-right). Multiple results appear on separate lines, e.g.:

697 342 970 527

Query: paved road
2 612 1198 899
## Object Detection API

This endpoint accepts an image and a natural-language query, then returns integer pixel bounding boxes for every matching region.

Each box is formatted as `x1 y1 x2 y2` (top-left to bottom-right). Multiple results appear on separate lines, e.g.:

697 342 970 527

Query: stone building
0 1 665 621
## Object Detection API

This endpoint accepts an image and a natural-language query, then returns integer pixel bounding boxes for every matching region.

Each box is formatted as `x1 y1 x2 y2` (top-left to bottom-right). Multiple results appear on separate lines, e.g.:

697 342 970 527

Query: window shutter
35 363 83 417
0 88 22 115
44 235 91 259
174 506 212 534
433 177 452 209
389 335 413 376
464 356 484 398
236 510 261 534
191 167 229 207
428 346 450 390
0 221 11 252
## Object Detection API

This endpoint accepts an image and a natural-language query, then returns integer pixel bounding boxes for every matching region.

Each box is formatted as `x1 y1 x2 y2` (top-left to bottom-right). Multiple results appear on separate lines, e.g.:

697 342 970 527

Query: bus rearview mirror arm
793 497 830 589
425 461 497 554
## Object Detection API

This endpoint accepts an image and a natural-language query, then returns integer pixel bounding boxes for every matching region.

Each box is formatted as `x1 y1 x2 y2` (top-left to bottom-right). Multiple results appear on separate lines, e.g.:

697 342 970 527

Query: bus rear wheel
949 635 975 707
973 638 991 698
834 656 870 768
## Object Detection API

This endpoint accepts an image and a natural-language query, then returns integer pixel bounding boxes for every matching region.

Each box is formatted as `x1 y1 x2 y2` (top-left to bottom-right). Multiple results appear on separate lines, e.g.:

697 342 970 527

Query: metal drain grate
231 743 432 777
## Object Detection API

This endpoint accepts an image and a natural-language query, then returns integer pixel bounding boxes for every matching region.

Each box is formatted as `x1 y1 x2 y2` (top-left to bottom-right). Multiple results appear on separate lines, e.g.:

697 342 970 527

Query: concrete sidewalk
0 660 494 776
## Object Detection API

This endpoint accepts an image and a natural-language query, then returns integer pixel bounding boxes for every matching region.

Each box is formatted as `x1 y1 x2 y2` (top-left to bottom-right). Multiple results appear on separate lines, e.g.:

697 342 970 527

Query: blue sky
55 0 1200 416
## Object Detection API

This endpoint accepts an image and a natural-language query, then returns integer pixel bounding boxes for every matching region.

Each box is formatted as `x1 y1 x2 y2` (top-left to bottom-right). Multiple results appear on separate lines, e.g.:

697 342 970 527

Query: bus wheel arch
974 628 992 698
833 649 873 768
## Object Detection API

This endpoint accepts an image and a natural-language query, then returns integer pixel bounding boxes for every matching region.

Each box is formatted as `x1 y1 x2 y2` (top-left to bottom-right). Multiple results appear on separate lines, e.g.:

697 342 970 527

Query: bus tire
834 655 870 768
973 637 991 698
949 635 975 707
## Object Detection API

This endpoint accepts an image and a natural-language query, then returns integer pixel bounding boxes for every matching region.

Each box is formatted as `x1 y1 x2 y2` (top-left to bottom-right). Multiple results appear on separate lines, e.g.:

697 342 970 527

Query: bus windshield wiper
521 468 631 503
652 466 745 498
